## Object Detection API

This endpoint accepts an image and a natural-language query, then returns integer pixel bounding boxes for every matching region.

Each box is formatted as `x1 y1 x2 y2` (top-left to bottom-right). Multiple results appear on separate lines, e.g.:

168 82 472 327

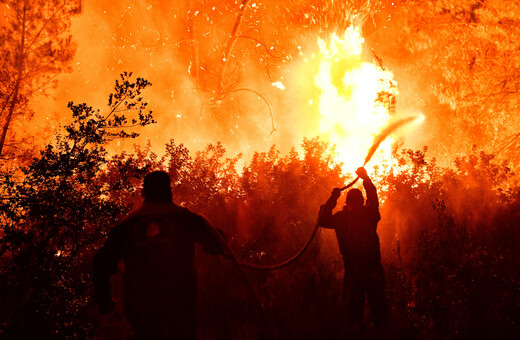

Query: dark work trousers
125 303 196 340
342 264 387 329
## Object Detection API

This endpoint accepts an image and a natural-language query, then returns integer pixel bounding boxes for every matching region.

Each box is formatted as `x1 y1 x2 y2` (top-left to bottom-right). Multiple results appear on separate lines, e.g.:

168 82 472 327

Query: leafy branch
64 71 155 150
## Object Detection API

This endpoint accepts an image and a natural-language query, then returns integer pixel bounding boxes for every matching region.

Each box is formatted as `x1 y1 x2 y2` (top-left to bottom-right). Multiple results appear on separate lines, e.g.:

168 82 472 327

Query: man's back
318 175 382 271
330 206 381 272
124 203 208 305
95 201 221 304
93 199 223 339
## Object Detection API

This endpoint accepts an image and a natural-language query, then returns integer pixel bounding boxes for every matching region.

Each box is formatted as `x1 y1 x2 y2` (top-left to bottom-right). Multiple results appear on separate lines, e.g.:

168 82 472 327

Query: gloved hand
355 167 369 180
331 187 342 200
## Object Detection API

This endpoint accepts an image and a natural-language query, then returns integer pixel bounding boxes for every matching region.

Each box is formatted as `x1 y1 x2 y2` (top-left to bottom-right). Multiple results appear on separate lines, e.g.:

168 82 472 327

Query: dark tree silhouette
0 72 154 338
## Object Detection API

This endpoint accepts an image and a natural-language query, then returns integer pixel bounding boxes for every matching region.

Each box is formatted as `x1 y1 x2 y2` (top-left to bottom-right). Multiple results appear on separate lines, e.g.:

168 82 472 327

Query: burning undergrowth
0 73 518 338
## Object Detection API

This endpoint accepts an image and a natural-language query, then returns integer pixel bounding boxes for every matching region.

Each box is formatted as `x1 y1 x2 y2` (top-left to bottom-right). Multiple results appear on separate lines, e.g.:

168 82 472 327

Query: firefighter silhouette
318 167 388 332
93 171 224 339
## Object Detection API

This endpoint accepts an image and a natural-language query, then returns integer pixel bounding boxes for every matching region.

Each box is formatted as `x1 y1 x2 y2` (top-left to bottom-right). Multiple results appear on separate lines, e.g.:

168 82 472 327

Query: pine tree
0 0 81 159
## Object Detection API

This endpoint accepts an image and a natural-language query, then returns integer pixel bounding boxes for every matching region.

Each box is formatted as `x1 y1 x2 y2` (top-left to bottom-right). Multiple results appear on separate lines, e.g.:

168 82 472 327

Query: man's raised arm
318 188 341 229
356 167 379 209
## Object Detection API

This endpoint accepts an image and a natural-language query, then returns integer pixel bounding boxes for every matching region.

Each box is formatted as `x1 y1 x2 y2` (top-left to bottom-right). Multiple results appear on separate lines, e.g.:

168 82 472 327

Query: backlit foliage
1 75 519 338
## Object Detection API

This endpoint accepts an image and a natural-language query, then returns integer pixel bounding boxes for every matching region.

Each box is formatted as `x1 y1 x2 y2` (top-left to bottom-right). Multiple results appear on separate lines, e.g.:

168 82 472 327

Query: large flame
313 27 397 171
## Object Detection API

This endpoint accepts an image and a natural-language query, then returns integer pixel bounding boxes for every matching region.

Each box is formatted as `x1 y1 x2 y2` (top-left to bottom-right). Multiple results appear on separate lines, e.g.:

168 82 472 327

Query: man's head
346 188 364 210
142 171 173 202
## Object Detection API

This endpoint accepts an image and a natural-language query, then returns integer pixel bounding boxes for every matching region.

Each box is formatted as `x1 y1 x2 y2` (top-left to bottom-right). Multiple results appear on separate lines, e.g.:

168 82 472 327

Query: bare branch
224 88 276 139
495 132 520 154
219 0 251 95
236 35 283 60
24 1 68 54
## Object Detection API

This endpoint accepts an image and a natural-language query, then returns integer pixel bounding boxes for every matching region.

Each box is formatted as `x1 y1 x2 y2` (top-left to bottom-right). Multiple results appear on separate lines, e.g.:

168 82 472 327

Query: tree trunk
0 0 27 158
218 0 250 96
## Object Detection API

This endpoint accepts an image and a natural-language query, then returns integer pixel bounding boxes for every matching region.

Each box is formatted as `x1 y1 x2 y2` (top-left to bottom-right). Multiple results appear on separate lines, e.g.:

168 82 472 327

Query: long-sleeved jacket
93 201 223 313
318 179 382 273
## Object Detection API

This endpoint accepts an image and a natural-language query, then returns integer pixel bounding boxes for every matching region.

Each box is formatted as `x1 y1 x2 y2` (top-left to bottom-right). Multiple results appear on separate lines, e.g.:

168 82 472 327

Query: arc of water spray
340 115 421 191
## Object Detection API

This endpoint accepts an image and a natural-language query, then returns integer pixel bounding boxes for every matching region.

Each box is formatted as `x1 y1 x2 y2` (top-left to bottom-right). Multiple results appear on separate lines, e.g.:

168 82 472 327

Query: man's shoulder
166 205 205 222
133 202 208 224
127 202 183 217
113 202 210 232
333 209 347 217
331 210 348 222
362 204 380 214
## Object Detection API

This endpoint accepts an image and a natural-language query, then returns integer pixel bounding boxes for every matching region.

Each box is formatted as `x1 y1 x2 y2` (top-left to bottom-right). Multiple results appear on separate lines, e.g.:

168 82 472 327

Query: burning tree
0 0 81 160
166 0 390 141
365 0 520 162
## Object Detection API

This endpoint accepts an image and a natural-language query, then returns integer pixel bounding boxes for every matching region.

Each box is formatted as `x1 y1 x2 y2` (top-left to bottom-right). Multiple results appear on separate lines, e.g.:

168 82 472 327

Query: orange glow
21 1 433 170
311 27 396 172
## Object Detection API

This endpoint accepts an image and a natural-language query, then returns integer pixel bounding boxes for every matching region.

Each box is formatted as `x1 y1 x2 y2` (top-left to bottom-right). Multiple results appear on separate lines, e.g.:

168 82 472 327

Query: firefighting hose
233 115 420 270
204 116 421 337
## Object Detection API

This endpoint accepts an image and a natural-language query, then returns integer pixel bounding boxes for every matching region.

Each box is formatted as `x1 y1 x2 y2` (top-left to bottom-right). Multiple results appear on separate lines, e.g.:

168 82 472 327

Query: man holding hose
318 167 387 333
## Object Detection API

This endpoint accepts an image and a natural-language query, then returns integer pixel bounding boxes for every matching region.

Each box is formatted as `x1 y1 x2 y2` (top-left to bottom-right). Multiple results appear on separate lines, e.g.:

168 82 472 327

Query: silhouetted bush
1 79 519 338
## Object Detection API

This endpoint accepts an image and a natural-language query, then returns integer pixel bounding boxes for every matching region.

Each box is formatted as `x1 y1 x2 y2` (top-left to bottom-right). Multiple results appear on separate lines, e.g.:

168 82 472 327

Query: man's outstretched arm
318 188 341 229
194 214 227 256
